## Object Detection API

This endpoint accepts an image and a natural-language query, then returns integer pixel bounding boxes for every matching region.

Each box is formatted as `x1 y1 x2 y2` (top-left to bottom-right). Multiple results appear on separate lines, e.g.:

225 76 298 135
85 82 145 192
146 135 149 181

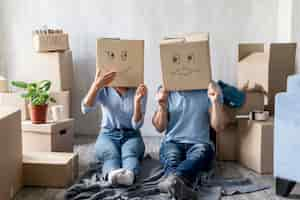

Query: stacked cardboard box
0 107 22 199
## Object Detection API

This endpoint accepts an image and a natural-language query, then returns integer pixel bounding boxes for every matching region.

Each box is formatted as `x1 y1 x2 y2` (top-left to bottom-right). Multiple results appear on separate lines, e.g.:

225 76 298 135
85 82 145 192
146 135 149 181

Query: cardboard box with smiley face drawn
96 38 144 87
160 33 212 91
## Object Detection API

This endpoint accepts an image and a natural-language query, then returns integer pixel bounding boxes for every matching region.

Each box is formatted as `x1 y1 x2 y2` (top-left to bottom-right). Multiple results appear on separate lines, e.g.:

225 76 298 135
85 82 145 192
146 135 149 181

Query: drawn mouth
171 67 200 76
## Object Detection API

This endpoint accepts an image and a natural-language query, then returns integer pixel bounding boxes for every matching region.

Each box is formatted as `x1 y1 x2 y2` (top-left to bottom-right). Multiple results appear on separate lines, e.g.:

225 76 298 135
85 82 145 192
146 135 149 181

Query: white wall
0 0 279 135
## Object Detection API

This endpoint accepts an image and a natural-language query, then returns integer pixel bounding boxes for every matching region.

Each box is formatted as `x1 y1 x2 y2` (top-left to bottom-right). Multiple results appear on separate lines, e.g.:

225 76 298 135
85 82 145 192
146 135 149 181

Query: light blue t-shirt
164 89 222 145
81 87 147 132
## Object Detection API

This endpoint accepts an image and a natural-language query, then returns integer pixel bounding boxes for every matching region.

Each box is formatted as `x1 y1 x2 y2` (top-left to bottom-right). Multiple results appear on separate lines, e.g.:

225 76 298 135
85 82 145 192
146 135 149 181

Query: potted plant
11 80 56 124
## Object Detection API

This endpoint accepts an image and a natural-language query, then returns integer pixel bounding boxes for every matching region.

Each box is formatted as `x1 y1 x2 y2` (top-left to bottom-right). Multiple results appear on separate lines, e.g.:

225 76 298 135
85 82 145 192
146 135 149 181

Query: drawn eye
105 51 115 60
172 55 180 64
121 50 128 61
187 54 194 63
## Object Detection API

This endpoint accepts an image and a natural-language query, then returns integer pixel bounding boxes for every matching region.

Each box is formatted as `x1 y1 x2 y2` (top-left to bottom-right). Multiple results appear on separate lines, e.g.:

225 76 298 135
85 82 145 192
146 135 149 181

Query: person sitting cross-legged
152 82 227 199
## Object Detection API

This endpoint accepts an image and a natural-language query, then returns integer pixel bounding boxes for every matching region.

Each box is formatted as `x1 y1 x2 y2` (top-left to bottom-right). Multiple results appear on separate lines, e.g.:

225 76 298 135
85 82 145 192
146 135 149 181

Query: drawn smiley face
103 49 131 74
170 53 199 76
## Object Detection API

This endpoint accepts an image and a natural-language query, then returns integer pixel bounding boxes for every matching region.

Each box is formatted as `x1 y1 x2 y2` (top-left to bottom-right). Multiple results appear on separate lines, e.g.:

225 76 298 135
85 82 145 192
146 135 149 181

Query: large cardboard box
33 33 69 52
238 118 274 174
216 125 238 161
22 119 74 153
237 43 296 112
96 38 144 87
160 33 212 91
225 92 265 123
17 50 73 92
0 107 22 200
23 152 78 188
0 92 30 120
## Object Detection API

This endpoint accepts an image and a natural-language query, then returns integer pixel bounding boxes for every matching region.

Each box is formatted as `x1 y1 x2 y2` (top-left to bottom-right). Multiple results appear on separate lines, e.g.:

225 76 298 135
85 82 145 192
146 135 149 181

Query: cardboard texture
33 33 69 52
0 107 22 200
160 33 212 91
23 152 78 188
18 50 73 91
22 119 74 153
237 43 296 112
96 38 144 87
0 92 30 120
238 118 274 174
225 92 265 123
216 125 238 161
0 76 8 92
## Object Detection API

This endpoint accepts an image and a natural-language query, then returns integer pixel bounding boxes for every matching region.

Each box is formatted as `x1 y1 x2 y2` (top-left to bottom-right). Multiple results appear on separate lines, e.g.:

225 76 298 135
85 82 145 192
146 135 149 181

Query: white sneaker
108 169 125 185
116 169 135 186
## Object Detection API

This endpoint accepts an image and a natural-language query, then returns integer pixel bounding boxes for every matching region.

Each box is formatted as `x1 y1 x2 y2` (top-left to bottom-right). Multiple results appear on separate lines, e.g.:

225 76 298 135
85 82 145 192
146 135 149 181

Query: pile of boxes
0 28 78 199
216 42 296 175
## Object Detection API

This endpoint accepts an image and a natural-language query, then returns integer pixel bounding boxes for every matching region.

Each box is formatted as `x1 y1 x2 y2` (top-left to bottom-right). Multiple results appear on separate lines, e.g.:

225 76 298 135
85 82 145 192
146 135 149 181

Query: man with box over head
152 33 228 199
81 38 147 186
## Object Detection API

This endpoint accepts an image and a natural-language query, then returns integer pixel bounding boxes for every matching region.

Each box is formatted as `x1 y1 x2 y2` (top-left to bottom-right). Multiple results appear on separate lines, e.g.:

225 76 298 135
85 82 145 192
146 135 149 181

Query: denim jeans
160 141 214 182
95 129 145 178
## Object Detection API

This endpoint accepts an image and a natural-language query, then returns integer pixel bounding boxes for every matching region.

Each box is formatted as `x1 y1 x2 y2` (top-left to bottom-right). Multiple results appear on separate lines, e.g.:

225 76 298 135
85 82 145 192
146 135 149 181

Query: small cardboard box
96 38 144 87
216 125 238 161
33 33 69 52
23 152 78 188
238 118 274 174
0 107 23 200
160 33 212 91
0 76 8 93
22 119 74 153
237 43 296 112
18 50 73 92
225 92 265 123
0 92 30 120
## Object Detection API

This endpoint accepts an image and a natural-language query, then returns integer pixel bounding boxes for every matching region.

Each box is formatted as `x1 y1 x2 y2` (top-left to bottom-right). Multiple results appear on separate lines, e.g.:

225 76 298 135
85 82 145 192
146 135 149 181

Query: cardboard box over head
237 43 296 112
160 33 212 91
96 38 144 87
0 107 22 200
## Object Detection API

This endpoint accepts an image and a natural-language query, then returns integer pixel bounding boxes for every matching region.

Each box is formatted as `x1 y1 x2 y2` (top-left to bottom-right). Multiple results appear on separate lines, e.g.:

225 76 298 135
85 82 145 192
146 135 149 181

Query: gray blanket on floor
65 156 270 200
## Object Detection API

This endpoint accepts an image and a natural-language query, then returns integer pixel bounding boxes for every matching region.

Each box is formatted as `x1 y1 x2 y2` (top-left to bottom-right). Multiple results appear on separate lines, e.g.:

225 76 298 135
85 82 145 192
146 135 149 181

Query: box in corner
23 152 78 188
96 38 144 87
238 118 274 174
33 33 69 52
22 119 74 153
160 33 212 91
0 107 23 200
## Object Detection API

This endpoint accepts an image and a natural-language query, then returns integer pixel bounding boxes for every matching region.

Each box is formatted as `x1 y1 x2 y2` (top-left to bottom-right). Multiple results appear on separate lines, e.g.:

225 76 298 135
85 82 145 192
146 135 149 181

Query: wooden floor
15 136 300 200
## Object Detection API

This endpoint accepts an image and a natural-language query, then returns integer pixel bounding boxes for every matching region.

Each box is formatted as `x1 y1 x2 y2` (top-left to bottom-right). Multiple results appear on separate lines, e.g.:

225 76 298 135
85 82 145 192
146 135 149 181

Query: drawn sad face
170 52 201 76
103 49 132 74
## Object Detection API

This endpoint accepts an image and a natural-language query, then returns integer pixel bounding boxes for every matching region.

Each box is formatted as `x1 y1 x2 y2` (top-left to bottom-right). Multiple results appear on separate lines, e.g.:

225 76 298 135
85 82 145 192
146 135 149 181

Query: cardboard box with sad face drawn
97 38 144 87
160 33 212 91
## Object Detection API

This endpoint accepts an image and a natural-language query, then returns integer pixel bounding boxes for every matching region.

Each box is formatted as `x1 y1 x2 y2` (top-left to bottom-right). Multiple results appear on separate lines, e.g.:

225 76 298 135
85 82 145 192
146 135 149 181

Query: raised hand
94 68 116 89
208 82 221 103
134 84 147 105
156 87 168 110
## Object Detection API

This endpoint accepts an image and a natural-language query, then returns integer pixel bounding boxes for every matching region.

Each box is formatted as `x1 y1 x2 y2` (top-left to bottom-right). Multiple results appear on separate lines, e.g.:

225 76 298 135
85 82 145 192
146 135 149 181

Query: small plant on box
11 80 56 124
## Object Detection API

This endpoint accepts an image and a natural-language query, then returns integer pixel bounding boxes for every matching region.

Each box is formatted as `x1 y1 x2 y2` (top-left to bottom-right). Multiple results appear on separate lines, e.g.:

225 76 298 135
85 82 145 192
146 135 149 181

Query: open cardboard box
96 38 144 87
237 43 296 112
160 33 212 91
0 107 23 200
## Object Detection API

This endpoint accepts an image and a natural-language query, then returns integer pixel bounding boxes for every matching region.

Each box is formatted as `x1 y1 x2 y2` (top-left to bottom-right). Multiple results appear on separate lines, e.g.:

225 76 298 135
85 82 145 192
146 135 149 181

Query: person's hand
134 84 147 105
208 82 221 103
156 87 168 111
93 68 116 90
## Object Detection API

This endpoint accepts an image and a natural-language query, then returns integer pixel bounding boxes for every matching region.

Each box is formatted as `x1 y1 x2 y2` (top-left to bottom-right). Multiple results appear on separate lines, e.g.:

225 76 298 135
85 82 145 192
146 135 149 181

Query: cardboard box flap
238 43 265 61
238 52 270 66
23 152 74 165
22 119 74 133
161 33 209 45
269 43 297 70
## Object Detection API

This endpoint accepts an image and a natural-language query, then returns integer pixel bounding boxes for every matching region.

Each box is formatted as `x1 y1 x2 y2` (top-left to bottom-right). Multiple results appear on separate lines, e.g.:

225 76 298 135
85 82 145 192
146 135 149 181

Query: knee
160 150 182 165
95 143 120 161
122 146 144 160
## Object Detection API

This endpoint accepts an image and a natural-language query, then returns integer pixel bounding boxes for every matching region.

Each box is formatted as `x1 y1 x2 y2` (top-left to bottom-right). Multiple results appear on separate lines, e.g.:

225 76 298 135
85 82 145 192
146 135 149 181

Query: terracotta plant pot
29 104 48 124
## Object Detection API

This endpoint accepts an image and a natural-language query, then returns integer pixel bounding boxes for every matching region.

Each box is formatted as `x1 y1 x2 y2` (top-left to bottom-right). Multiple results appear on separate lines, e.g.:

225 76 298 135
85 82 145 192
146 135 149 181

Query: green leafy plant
11 80 56 106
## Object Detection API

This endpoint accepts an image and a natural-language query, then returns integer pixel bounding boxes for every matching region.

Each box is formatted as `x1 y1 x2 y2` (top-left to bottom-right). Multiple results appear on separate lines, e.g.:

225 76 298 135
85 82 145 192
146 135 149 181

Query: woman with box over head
81 69 147 186
152 82 227 199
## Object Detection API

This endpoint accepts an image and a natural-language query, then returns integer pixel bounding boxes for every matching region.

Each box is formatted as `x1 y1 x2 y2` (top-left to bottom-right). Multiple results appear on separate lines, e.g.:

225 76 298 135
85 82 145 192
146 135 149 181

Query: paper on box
22 119 74 153
23 152 78 188
216 124 238 161
17 50 73 92
96 38 144 87
0 92 30 120
0 107 22 200
160 33 212 91
238 118 274 174
237 43 296 112
33 33 69 52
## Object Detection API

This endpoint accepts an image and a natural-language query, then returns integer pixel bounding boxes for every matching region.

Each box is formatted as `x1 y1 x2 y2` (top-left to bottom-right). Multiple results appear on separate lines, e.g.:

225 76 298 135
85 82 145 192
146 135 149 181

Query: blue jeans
95 129 145 178
160 141 214 182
